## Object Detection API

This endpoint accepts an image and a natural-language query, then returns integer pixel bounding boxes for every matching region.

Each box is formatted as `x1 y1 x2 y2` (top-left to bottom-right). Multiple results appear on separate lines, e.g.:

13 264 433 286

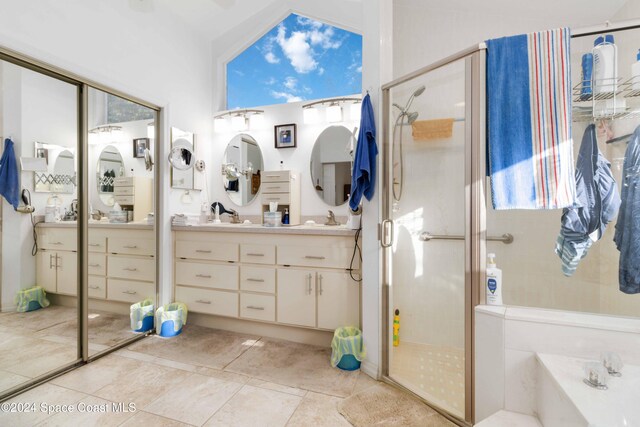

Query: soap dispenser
486 253 503 306
282 208 290 225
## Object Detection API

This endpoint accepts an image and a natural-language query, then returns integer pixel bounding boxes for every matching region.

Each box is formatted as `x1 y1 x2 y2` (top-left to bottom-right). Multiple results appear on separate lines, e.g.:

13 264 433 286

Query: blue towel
614 126 640 294
487 28 576 210
0 138 20 210
350 94 377 211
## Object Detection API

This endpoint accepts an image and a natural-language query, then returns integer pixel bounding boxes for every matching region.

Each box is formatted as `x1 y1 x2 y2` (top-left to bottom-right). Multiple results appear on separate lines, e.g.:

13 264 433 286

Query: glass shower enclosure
381 46 486 425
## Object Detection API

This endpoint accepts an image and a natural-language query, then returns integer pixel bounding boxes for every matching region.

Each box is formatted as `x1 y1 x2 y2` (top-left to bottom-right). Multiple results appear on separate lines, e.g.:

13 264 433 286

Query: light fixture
147 122 155 139
213 109 264 133
89 125 123 144
302 96 361 124
326 104 343 123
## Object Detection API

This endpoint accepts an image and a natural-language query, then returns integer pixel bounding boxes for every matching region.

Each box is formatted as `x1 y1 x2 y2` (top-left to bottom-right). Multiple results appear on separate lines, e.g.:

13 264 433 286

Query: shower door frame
380 44 487 426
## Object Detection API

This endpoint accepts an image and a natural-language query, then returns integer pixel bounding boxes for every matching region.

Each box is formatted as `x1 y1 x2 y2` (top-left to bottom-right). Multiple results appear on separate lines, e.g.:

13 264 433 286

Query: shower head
413 85 426 98
403 85 426 115
407 112 419 124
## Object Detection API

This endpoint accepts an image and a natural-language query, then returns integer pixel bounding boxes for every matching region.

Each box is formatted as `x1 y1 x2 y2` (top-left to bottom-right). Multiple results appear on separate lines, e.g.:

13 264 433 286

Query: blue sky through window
226 14 362 109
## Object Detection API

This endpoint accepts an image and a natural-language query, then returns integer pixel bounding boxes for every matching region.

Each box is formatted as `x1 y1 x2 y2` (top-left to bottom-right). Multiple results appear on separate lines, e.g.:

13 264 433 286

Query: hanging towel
411 118 454 141
614 126 640 294
487 28 576 210
555 124 620 276
0 138 20 210
349 93 377 211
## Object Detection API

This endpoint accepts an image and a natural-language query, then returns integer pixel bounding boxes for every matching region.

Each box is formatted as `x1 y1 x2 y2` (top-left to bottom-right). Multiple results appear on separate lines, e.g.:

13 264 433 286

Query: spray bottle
393 309 400 347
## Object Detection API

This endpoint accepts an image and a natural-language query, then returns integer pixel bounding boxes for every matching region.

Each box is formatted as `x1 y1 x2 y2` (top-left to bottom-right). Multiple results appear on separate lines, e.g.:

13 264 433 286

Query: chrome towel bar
419 231 514 244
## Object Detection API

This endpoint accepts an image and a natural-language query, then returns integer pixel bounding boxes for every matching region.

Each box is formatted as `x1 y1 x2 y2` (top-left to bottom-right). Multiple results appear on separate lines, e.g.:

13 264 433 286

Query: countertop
172 222 357 236
37 221 153 230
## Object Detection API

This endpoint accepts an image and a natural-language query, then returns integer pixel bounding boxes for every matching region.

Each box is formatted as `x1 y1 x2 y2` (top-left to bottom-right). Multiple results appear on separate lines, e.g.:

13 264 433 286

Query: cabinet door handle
89 285 101 290
246 305 265 311
89 243 101 247
51 241 63 245
49 254 55 269
307 274 313 295
195 299 211 304
122 290 137 295
319 274 323 296
56 255 61 268
196 249 212 254
305 255 326 260
246 253 264 257
196 274 212 278
123 245 138 249
265 197 281 201
123 267 138 272
89 263 101 268
246 278 265 283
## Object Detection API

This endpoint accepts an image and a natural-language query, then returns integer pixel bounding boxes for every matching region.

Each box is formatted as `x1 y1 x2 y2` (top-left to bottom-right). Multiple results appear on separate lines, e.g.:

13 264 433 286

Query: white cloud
265 77 277 85
357 66 362 73
271 90 303 103
317 67 325 76
296 16 322 29
276 24 317 74
264 51 280 64
284 76 298 91
309 27 342 49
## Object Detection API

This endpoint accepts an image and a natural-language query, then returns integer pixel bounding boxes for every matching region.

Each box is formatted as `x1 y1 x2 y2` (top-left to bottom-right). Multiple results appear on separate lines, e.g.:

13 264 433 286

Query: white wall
0 0 214 307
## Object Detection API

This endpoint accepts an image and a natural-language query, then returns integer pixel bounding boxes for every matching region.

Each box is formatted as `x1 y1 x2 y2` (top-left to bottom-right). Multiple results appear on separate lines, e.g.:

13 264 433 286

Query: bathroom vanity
172 225 360 332
36 222 155 303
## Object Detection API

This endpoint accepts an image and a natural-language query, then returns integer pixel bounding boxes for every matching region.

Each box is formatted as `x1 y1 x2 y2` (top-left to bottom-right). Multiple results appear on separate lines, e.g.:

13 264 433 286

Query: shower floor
390 341 465 418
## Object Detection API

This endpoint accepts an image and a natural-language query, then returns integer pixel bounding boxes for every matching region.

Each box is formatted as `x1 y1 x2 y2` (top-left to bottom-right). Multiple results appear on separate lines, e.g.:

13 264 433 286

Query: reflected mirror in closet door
0 59 80 395
223 133 264 206
309 125 355 206
87 87 157 355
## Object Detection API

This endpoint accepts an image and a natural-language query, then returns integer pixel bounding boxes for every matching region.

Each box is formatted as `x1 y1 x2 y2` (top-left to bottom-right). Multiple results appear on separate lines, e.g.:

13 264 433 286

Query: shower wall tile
474 308 505 422
504 349 537 416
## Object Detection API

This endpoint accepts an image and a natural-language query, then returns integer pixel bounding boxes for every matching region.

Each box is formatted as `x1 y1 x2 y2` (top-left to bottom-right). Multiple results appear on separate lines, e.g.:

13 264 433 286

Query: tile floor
0 323 456 426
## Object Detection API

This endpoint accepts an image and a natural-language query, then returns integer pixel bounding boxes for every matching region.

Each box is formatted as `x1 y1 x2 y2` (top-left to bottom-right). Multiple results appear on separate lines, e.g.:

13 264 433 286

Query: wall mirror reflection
0 58 80 396
310 125 354 206
222 134 263 206
170 127 201 189
96 145 124 207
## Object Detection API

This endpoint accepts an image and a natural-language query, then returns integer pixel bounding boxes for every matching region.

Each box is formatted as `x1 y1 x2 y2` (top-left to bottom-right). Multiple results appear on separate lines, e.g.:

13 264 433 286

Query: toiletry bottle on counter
593 34 617 94
282 208 290 225
632 49 640 90
486 253 503 306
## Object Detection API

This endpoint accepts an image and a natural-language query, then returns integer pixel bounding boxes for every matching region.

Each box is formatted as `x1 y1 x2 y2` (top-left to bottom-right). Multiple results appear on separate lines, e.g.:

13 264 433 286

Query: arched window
227 13 362 109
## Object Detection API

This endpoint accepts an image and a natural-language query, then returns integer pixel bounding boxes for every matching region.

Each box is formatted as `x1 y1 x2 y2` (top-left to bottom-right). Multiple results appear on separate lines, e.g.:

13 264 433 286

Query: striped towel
487 28 576 210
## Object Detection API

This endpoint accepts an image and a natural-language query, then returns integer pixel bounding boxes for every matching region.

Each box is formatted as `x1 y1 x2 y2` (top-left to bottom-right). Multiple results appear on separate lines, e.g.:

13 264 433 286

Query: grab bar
419 231 514 244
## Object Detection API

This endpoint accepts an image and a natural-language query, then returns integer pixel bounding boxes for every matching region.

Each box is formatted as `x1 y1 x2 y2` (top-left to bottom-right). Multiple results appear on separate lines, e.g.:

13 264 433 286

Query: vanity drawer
88 276 106 299
261 182 290 193
108 279 155 303
114 186 134 196
114 177 134 186
278 245 354 269
240 266 276 293
114 195 135 205
88 253 106 276
176 240 238 262
41 230 77 251
261 193 290 205
175 261 238 290
240 244 275 265
262 171 291 182
240 294 275 322
88 236 106 253
175 286 238 317
110 237 154 256
108 256 155 282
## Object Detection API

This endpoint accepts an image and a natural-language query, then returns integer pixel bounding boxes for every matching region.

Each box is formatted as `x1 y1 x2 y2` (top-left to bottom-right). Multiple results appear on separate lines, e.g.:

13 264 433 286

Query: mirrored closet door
0 58 81 394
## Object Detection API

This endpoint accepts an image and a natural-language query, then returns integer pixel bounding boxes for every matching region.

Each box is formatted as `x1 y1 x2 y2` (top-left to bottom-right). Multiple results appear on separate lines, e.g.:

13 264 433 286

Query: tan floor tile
0 383 87 427
51 355 145 394
93 361 191 409
247 378 308 397
0 370 30 393
145 373 242 425
351 371 380 394
120 411 195 426
194 366 251 384
286 391 351 427
37 395 135 427
204 385 302 427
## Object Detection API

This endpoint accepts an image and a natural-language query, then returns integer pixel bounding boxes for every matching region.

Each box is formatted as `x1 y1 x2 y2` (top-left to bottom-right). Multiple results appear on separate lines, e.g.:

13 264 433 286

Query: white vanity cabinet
173 228 361 332
36 225 154 303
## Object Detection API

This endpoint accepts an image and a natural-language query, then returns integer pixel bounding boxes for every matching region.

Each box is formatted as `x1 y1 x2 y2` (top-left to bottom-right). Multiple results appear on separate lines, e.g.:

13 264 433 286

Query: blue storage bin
156 302 187 338
130 299 155 333
337 354 361 371
331 326 366 371
26 300 42 312
159 320 182 337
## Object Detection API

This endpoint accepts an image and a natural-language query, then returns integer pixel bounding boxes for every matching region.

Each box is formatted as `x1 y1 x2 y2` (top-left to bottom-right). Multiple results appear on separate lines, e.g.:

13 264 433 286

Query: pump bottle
486 253 503 306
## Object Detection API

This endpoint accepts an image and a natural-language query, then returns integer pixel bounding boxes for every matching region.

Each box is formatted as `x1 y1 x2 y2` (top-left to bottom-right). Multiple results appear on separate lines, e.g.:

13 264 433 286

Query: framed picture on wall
133 137 150 158
274 124 297 149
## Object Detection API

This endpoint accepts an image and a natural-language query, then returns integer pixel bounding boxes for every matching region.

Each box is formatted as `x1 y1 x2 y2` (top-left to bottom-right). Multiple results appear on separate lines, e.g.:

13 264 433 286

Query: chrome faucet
229 210 242 224
325 210 340 226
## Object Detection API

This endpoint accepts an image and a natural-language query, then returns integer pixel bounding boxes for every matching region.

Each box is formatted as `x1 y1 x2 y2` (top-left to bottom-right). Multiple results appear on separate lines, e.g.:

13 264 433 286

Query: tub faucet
325 210 340 226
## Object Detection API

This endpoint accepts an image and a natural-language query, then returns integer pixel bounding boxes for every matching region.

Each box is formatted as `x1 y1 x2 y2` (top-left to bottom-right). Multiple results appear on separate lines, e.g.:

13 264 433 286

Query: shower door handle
381 219 394 248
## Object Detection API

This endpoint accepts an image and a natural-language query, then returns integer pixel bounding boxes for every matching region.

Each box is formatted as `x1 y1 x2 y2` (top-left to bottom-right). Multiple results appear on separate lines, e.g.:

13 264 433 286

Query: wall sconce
214 109 265 133
302 96 361 124
89 125 123 144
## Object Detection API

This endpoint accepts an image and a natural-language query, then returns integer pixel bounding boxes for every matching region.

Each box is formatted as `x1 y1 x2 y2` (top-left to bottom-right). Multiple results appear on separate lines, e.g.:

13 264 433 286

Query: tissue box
109 211 128 223
263 212 282 227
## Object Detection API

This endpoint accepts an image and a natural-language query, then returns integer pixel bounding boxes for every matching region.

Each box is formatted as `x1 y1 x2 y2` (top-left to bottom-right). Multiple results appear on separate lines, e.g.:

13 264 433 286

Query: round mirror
169 139 194 171
310 125 354 206
52 149 76 193
97 145 124 206
223 134 263 206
